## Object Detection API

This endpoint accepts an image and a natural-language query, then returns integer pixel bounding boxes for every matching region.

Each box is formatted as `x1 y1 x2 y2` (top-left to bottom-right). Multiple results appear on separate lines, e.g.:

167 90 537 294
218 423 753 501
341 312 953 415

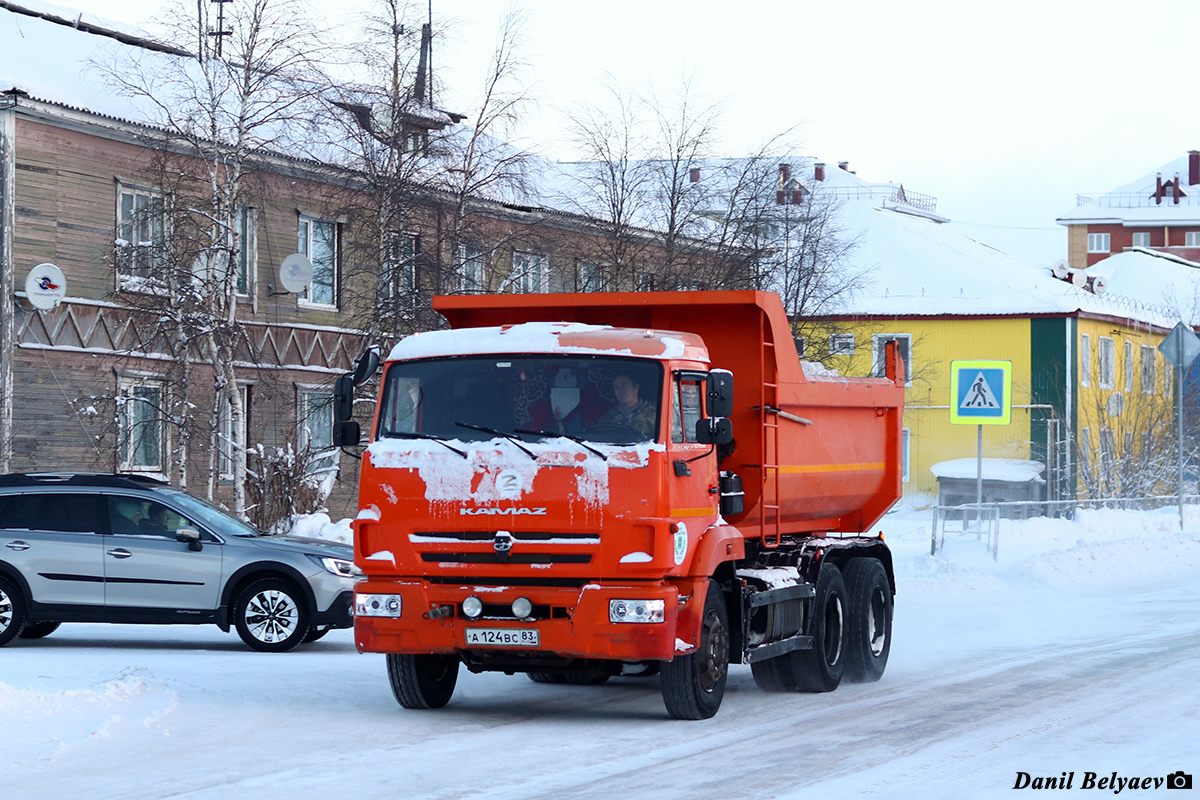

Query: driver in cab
597 373 656 440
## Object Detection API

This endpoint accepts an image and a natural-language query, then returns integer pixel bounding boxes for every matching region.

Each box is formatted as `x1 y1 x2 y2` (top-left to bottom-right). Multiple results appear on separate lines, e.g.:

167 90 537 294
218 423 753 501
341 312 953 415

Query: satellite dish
1106 392 1126 418
25 263 66 310
1051 259 1069 279
278 253 313 294
1070 270 1087 288
1089 275 1108 295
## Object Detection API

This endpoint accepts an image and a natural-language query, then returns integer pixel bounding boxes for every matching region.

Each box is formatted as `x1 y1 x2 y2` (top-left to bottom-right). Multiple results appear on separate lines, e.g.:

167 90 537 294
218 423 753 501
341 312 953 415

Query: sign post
950 361 1013 526
1159 322 1200 528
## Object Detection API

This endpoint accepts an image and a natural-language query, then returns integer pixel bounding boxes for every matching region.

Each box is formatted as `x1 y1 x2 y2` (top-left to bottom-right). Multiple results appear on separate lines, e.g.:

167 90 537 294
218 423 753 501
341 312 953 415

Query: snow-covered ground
6 506 1200 799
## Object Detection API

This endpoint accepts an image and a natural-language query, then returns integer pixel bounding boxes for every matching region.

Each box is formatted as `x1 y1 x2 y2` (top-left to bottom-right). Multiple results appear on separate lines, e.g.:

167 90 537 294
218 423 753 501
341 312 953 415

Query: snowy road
6 509 1200 799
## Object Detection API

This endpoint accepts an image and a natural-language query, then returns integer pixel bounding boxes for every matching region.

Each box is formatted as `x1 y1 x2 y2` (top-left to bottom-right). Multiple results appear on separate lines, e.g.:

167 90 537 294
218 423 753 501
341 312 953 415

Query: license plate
465 627 540 647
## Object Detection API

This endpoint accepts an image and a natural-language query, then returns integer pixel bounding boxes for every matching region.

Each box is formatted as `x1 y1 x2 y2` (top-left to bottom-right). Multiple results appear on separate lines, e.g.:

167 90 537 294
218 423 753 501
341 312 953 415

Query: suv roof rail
0 473 170 489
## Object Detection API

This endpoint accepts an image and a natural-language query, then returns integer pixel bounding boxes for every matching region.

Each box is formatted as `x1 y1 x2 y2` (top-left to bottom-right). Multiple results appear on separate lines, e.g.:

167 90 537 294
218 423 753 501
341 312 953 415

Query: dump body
351 291 904 718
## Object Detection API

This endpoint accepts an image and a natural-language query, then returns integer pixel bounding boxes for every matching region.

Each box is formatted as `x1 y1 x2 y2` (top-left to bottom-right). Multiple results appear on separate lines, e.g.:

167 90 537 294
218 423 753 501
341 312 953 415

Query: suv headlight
309 555 364 578
609 599 665 623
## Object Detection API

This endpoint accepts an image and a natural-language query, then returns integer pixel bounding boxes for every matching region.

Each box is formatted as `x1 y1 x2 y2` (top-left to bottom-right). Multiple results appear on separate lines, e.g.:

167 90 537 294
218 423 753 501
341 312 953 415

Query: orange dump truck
344 290 905 719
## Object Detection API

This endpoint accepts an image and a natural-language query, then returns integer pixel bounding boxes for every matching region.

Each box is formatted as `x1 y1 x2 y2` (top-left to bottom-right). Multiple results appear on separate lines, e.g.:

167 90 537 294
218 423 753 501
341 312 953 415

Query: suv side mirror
706 370 734 418
175 527 203 552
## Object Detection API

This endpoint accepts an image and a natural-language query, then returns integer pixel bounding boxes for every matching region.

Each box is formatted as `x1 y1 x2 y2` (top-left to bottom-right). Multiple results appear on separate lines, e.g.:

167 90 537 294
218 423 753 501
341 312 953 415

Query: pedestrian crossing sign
950 360 1012 425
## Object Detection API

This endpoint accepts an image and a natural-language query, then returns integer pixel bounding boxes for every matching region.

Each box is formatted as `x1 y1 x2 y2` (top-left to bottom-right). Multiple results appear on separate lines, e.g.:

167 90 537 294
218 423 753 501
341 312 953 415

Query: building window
1087 233 1110 254
455 244 486 292
235 205 256 297
1124 340 1134 392
1080 333 1091 387
872 334 912 385
902 428 911 483
381 233 418 300
298 386 336 474
829 333 855 356
1187 232 1200 247
577 261 603 292
1098 336 1115 389
794 337 807 359
1099 428 1115 485
116 185 166 284
1141 345 1156 394
635 271 655 292
298 215 338 307
512 251 548 294
118 378 165 472
1131 231 1151 248
218 385 249 480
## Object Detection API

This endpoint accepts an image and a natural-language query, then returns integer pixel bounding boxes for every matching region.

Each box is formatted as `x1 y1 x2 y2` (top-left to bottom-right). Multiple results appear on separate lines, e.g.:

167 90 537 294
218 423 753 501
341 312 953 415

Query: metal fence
930 495 1200 561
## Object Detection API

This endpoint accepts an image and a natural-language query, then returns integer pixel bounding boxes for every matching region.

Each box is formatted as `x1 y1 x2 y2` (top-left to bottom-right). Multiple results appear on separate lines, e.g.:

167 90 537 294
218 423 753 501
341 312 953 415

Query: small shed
931 458 1045 518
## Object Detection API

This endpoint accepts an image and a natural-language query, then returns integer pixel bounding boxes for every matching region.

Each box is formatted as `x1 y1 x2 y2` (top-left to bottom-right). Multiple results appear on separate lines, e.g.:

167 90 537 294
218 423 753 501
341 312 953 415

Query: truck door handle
5 540 30 551
106 548 133 559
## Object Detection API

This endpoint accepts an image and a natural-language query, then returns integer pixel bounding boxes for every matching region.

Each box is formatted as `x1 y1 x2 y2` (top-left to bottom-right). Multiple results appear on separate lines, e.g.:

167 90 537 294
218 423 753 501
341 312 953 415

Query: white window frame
1141 344 1156 394
1080 333 1091 387
381 232 419 300
512 251 549 294
235 205 257 299
1131 231 1151 248
297 384 337 475
1187 232 1200 247
297 214 339 308
118 376 166 474
218 384 249 480
116 183 167 286
902 428 911 483
456 243 486 292
872 334 912 386
1087 232 1110 254
829 333 855 356
1098 336 1115 390
1124 340 1133 392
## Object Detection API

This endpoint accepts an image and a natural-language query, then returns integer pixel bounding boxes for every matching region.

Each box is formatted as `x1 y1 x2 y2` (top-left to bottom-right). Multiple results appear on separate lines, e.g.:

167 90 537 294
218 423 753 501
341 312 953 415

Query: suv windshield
164 490 263 538
378 356 662 444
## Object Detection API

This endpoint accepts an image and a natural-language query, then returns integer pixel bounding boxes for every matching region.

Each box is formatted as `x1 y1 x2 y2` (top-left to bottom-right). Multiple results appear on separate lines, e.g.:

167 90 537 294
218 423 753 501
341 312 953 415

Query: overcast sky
74 0 1200 254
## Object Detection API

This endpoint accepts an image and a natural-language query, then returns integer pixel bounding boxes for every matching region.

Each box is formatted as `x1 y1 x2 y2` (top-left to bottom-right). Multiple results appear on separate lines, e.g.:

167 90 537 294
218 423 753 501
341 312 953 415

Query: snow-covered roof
1057 151 1200 224
931 458 1045 483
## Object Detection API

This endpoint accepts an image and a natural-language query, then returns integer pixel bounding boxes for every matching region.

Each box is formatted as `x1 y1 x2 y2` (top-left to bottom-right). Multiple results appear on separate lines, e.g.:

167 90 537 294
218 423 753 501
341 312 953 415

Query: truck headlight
609 599 665 623
356 593 402 617
310 555 364 578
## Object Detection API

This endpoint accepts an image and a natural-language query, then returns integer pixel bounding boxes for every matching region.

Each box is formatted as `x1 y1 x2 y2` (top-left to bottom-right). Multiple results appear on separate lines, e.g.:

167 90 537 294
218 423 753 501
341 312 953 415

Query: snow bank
283 511 352 544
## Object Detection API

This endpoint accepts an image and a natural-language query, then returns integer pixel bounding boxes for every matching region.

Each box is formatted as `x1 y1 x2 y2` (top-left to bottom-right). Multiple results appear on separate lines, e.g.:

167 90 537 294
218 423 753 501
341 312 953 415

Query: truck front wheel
661 579 729 720
843 558 892 683
386 653 459 709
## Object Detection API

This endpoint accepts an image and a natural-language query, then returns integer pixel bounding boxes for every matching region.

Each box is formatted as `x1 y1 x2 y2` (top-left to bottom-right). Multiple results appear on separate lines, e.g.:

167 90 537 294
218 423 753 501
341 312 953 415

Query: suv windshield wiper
382 430 468 459
454 422 536 460
514 428 608 461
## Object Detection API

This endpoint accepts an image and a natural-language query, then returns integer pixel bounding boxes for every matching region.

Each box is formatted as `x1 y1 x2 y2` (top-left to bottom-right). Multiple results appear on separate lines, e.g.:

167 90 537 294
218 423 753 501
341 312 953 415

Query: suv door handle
106 548 133 559
5 540 30 551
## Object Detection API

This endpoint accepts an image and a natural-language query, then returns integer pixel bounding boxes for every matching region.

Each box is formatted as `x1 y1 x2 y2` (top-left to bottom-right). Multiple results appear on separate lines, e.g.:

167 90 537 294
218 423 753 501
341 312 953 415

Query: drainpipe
0 98 15 474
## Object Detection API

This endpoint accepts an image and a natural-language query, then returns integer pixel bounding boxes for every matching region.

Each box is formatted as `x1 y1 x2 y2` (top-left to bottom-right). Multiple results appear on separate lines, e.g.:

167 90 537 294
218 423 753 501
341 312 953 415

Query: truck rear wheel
661 579 729 720
790 563 847 693
843 558 892 683
387 653 459 709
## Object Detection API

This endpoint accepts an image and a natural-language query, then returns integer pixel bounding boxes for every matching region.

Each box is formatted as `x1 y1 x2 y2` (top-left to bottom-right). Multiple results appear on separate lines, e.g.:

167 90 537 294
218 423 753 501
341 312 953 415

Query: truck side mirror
332 420 361 447
695 417 733 445
333 373 354 422
352 346 381 386
706 369 734 418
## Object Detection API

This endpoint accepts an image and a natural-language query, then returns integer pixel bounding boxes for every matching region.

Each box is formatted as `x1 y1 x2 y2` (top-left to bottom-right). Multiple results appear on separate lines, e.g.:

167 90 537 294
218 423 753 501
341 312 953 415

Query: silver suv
0 473 357 652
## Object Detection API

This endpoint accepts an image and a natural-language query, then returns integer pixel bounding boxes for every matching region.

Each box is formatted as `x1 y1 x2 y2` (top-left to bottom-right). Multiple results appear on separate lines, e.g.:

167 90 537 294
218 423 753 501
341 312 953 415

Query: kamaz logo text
459 507 548 516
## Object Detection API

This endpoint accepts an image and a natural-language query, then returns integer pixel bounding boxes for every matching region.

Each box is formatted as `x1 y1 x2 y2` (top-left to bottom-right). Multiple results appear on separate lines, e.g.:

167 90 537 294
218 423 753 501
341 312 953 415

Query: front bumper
354 579 699 662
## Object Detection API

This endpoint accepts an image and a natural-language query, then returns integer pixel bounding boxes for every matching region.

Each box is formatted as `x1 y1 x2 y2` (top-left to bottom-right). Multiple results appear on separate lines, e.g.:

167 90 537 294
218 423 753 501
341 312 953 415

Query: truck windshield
378 356 663 444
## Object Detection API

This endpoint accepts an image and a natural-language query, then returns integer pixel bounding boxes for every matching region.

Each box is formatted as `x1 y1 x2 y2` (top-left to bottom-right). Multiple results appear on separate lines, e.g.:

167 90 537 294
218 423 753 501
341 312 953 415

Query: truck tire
0 575 27 646
790 563 847 693
751 652 797 692
661 579 729 720
843 558 892 683
387 653 459 709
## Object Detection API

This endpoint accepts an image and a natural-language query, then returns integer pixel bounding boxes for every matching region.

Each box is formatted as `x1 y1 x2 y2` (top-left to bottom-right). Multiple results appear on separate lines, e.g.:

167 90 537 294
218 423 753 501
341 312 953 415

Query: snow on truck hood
386 322 708 363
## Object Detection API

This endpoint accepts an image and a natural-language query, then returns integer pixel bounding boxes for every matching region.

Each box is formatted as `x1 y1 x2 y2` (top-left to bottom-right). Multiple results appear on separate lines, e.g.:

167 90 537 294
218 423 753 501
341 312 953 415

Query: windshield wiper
455 422 536 460
515 428 608 461
383 430 468 459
